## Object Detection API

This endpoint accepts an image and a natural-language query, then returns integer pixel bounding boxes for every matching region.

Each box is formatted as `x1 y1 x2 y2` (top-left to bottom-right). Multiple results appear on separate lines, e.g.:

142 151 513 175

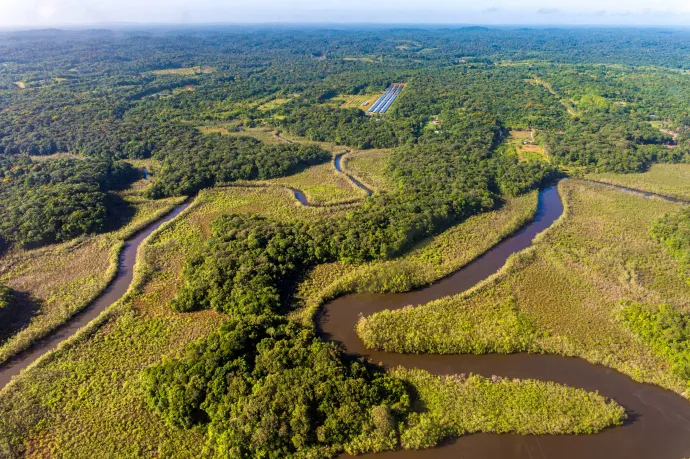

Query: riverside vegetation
357 180 690 395
2 26 690 458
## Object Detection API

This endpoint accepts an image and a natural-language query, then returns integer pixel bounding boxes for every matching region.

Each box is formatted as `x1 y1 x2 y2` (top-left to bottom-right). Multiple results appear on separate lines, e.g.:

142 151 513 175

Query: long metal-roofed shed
367 83 405 114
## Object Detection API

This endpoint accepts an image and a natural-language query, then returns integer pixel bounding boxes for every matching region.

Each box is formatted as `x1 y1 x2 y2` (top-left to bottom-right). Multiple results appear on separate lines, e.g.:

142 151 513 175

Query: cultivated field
335 93 385 111
507 130 548 163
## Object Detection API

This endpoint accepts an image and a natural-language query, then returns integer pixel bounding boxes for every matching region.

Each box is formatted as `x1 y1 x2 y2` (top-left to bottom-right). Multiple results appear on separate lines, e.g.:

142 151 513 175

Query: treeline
619 302 690 383
148 134 331 198
0 156 137 248
278 106 412 149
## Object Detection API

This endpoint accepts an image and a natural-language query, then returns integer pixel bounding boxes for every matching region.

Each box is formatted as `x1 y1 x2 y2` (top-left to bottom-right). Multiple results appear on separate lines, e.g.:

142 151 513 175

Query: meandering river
2 182 690 458
0 203 190 390
318 185 690 459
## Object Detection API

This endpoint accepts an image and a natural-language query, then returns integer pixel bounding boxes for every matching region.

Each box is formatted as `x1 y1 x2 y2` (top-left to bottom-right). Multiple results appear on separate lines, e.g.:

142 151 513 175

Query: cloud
482 7 500 13
536 8 561 14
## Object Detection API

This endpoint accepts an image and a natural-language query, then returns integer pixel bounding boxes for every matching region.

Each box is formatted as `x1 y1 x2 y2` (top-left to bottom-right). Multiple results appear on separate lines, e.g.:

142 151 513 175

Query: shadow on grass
102 192 137 233
0 290 43 345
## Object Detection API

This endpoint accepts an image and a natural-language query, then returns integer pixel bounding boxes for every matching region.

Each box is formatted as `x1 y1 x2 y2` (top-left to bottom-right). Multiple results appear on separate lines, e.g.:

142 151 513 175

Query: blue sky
1 0 690 27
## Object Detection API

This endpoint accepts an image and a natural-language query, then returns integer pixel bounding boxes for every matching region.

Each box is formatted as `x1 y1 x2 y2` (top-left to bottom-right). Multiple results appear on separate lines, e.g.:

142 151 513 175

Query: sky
1 0 690 28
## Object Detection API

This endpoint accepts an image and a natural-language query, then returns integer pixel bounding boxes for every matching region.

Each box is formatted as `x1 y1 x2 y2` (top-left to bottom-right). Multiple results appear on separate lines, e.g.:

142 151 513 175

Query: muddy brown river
2 182 690 457
318 185 690 459
0 203 190 390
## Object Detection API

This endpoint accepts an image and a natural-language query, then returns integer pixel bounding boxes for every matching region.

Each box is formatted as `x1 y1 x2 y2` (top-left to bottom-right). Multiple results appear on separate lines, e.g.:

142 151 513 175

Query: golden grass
266 161 368 206
29 153 85 162
0 182 184 365
396 368 625 449
342 57 376 63
342 148 393 192
0 180 629 457
586 164 690 201
201 126 292 145
357 180 690 396
290 191 539 324
337 93 384 111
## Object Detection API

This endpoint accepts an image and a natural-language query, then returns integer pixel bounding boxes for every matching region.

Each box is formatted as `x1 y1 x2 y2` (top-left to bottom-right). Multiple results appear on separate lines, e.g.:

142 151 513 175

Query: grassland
291 191 538 323
342 148 393 192
586 163 690 201
342 57 377 63
0 181 627 457
0 174 183 365
266 161 368 205
396 368 625 449
357 180 690 396
199 126 379 204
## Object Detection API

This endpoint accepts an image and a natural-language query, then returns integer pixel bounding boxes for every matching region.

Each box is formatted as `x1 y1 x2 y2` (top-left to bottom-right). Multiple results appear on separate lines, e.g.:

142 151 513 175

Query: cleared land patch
337 93 385 111
507 130 547 163
343 57 377 63
148 66 214 76
341 148 393 193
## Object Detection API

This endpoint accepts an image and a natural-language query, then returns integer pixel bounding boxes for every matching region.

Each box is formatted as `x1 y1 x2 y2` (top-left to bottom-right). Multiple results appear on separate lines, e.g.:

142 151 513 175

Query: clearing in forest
149 66 214 76
507 130 548 163
337 93 385 110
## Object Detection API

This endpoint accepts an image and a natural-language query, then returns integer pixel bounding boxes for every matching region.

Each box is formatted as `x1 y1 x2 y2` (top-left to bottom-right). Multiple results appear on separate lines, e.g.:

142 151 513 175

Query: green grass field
342 148 393 192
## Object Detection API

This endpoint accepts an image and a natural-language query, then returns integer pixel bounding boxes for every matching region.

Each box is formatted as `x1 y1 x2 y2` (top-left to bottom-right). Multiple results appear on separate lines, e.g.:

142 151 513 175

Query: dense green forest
0 156 137 247
3 26 690 457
